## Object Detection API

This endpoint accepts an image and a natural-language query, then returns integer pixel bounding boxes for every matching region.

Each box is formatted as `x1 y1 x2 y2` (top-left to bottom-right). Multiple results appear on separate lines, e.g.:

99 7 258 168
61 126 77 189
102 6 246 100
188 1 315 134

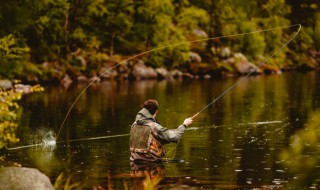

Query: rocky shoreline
40 50 319 87
1 48 319 88
0 80 44 95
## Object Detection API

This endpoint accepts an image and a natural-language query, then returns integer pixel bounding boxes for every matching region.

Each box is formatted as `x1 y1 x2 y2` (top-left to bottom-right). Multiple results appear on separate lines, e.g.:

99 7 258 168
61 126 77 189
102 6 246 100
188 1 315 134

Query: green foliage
175 6 209 31
0 35 30 78
0 35 28 60
0 84 44 149
281 110 320 189
0 90 21 149
28 0 68 61
54 172 83 190
238 21 266 60
0 0 318 80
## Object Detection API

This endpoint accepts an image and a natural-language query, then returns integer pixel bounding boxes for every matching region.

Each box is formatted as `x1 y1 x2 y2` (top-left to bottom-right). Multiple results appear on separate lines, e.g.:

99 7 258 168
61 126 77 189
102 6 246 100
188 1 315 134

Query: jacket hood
135 108 157 125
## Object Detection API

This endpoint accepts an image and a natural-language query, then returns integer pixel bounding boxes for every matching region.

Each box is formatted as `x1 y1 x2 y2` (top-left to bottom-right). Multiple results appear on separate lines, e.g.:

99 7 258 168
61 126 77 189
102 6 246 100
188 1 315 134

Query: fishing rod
190 24 301 120
56 24 301 140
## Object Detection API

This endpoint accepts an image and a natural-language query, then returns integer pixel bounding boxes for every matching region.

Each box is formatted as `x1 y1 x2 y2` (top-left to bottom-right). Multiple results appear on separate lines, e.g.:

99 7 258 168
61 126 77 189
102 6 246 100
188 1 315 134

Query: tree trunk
65 1 70 58
110 31 116 58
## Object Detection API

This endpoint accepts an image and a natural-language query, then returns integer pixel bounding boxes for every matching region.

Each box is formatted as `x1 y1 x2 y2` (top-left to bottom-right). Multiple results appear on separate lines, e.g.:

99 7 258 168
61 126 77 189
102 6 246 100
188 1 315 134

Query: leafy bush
0 90 21 148
281 110 320 189
0 34 30 78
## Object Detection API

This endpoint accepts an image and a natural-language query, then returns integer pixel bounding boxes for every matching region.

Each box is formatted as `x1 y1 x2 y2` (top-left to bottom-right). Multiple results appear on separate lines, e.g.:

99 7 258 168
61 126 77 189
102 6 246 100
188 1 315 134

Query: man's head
143 99 159 116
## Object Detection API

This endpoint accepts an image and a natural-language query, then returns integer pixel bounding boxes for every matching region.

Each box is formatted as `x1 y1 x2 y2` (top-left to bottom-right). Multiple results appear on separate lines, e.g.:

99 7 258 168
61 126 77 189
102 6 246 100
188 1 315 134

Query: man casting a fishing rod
130 99 193 162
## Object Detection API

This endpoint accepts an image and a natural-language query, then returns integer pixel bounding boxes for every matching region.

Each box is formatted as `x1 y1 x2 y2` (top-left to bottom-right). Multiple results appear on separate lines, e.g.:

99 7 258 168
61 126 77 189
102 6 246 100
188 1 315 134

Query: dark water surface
4 71 320 189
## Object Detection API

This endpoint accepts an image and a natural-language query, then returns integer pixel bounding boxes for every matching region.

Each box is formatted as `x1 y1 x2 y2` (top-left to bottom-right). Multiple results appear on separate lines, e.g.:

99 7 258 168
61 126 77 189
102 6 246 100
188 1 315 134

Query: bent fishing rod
56 24 301 140
190 24 301 120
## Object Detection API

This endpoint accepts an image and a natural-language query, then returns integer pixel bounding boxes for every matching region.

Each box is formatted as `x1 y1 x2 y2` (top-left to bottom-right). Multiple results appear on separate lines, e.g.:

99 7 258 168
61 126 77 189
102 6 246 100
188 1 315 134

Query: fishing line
7 134 129 150
56 24 301 140
57 134 129 143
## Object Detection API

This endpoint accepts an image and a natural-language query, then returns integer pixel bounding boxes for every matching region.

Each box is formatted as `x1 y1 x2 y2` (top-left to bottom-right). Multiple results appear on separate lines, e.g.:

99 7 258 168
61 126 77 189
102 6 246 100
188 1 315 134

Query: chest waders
130 123 165 158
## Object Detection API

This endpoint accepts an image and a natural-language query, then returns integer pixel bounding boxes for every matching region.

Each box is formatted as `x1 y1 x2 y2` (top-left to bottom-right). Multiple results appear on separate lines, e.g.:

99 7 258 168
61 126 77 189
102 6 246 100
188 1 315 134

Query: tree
260 0 291 53
104 0 134 57
288 0 320 68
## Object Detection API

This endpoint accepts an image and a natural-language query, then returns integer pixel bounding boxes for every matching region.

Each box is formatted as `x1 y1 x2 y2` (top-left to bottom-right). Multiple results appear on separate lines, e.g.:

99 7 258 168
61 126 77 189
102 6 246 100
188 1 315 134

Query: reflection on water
3 71 320 189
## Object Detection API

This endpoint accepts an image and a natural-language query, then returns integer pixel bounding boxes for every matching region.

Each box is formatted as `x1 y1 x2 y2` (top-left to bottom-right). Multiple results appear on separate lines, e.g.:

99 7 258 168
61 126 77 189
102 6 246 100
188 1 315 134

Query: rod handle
191 112 199 120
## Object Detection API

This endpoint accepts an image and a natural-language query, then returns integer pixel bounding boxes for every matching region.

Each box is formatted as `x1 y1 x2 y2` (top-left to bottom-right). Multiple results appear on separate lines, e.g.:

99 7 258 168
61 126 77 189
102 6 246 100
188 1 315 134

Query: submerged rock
0 167 54 190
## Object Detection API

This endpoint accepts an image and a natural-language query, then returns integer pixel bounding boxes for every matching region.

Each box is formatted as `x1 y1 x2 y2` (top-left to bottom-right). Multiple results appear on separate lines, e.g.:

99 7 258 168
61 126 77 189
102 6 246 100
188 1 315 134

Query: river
4 71 320 189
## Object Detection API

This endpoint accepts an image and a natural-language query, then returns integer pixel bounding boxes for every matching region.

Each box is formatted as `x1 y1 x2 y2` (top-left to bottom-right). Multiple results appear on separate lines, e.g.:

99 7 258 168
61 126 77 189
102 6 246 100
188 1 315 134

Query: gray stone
60 74 73 88
89 76 101 83
168 69 183 79
182 73 194 79
234 53 259 74
192 29 208 38
220 47 231 58
189 52 202 63
203 74 211 79
99 67 118 80
0 80 13 90
131 62 157 79
155 68 169 79
0 167 54 190
14 84 32 94
77 75 88 83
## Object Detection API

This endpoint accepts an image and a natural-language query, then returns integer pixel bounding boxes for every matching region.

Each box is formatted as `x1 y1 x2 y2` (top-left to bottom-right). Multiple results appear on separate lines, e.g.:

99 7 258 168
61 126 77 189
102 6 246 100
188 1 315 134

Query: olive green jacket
130 108 186 162
135 108 186 143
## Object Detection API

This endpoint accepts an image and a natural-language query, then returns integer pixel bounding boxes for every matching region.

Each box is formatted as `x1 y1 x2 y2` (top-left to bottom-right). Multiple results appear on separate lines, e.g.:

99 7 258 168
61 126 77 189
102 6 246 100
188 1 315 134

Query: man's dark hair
143 99 159 115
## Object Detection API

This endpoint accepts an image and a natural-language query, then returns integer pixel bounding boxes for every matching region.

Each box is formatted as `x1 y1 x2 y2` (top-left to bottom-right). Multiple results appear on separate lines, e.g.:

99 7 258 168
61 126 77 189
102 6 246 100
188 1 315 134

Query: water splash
8 129 56 151
40 130 57 150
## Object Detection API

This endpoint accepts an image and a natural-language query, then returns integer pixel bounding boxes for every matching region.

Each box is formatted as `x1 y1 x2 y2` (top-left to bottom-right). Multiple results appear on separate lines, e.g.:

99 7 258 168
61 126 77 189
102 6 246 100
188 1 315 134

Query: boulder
14 84 32 94
131 61 157 79
189 52 202 63
0 80 13 90
155 68 169 79
89 76 101 83
182 72 194 79
99 67 118 80
77 75 88 83
168 69 183 79
233 53 260 74
220 47 231 58
60 74 73 87
0 167 54 190
203 74 211 79
192 29 208 38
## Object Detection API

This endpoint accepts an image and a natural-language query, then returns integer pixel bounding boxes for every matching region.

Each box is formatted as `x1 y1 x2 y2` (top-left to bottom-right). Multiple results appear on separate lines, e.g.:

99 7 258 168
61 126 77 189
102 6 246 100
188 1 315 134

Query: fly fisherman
130 99 193 163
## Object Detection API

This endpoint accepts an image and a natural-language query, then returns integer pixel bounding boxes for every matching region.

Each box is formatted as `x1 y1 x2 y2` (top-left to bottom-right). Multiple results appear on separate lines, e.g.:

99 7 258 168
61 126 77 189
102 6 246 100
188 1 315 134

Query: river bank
14 48 319 88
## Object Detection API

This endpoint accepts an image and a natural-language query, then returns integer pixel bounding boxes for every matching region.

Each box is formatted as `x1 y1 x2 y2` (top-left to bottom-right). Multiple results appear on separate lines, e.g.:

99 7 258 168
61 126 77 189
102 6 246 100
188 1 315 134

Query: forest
0 0 319 83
